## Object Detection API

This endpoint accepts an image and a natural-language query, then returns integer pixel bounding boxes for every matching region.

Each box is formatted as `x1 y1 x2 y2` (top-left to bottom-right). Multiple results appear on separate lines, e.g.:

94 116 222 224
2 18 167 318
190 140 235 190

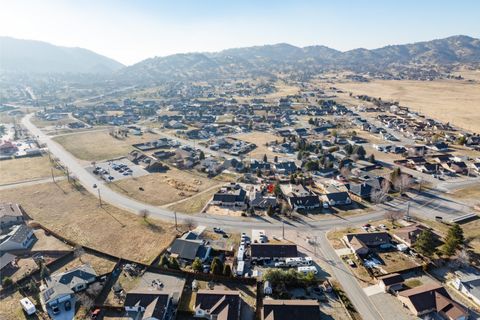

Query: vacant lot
0 155 62 185
338 80 480 132
167 186 220 214
0 181 180 264
31 116 73 128
109 168 222 207
53 130 159 161
235 131 285 160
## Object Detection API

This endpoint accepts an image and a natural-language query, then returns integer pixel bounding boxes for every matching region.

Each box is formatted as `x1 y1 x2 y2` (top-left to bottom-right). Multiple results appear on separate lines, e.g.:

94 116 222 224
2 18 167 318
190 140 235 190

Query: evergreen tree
414 229 436 257
267 205 275 216
223 264 232 276
274 183 282 196
169 257 180 270
274 156 278 163
192 257 202 272
263 154 268 162
159 254 170 268
199 151 205 160
211 257 224 275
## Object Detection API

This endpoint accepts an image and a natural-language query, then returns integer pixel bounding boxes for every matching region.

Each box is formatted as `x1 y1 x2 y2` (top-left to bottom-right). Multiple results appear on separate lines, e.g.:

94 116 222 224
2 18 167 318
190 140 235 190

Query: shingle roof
124 290 171 320
262 299 320 320
170 239 203 260
195 290 240 320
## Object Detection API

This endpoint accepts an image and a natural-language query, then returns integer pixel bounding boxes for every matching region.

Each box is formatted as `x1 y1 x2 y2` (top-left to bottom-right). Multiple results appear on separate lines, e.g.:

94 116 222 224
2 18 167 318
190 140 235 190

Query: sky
1 0 480 65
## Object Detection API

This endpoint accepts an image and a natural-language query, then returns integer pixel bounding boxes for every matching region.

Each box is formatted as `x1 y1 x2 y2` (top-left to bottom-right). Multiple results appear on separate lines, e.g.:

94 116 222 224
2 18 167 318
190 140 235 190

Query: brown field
109 168 221 207
0 291 31 320
0 181 181 264
31 116 73 128
61 252 117 275
0 155 62 185
235 131 286 160
53 130 160 161
337 79 480 132
167 186 220 214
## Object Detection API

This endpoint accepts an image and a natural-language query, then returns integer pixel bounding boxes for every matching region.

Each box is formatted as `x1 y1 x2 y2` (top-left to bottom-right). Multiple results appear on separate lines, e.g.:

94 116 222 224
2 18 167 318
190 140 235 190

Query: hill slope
119 35 480 82
0 37 124 74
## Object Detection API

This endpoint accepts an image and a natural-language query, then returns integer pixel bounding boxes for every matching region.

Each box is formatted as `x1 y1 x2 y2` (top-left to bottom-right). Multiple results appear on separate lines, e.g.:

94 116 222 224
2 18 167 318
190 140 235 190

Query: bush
192 258 202 272
2 277 13 287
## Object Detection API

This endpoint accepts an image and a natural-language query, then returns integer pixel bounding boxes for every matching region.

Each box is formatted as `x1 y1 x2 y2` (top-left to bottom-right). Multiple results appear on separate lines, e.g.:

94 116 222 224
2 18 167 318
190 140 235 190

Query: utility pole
174 211 178 231
406 201 410 221
51 168 55 183
97 188 102 207
282 220 285 239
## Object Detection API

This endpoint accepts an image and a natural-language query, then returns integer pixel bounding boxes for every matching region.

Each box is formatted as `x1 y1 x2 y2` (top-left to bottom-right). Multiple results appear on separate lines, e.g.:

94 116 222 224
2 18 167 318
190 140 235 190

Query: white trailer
297 266 318 275
236 261 245 276
20 298 36 315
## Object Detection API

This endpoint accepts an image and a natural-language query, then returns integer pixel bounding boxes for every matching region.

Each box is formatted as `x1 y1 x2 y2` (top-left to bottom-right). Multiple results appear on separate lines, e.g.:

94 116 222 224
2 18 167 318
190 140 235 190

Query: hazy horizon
1 0 480 65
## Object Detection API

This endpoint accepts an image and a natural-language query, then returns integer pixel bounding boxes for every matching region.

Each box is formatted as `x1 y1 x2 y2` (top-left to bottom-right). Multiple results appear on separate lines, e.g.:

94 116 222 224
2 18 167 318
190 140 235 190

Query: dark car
65 300 72 311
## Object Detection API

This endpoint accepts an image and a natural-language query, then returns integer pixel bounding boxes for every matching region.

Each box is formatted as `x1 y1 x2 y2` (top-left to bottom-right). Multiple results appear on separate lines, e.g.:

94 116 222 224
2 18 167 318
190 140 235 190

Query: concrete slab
363 284 385 296
335 248 352 256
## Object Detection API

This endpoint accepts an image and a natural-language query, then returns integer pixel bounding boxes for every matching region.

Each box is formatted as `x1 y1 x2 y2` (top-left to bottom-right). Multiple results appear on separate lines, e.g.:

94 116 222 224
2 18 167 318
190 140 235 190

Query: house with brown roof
343 232 391 255
124 289 173 320
397 284 467 320
392 225 426 247
377 273 404 293
194 290 241 320
262 299 321 320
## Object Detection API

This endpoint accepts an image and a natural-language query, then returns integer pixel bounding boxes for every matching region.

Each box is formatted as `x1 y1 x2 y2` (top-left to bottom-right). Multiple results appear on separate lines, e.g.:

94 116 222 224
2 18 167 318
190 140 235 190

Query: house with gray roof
452 267 480 307
0 203 24 230
0 224 36 251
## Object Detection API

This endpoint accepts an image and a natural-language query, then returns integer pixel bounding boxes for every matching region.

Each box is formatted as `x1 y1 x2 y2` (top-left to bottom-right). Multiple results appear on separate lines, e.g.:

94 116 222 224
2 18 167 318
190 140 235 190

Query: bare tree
77 292 94 312
457 248 470 267
371 180 391 204
340 166 351 178
74 245 85 262
139 209 150 220
184 218 197 230
393 174 413 194
384 211 402 226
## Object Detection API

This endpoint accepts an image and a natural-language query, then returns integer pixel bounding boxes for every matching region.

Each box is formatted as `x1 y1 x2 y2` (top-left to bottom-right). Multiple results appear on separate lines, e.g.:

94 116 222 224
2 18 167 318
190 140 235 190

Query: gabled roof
46 264 97 290
0 252 16 270
0 203 23 219
195 290 240 320
377 273 404 286
262 299 320 320
170 239 203 260
124 289 171 320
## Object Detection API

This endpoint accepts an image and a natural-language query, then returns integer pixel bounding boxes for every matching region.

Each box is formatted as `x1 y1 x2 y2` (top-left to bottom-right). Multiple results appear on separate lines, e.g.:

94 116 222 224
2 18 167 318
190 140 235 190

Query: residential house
452 268 480 307
262 299 321 320
40 264 97 319
428 142 449 152
377 273 404 293
0 203 24 230
0 252 16 272
397 284 467 320
124 290 174 320
250 244 298 262
348 177 385 202
249 192 277 210
392 225 426 247
273 161 298 175
343 232 391 255
194 290 241 320
0 224 36 251
211 184 247 208
280 184 321 210
169 239 211 263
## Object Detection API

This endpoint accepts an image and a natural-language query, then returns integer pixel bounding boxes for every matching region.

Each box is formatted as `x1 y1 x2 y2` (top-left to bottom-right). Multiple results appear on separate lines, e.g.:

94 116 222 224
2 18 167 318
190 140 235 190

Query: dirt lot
337 80 480 132
31 116 73 128
376 251 420 274
52 130 160 161
31 228 72 251
205 205 244 217
235 131 286 160
0 291 33 320
61 252 117 275
0 155 62 185
0 180 181 264
109 168 222 207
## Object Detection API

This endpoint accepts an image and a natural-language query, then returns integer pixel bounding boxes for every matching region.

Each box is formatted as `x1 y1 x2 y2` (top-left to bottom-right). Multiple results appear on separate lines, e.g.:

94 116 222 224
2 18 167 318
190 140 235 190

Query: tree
367 154 375 163
192 258 202 272
74 245 85 263
274 183 282 197
274 156 278 163
40 262 50 279
223 264 232 276
305 160 319 171
184 218 197 230
353 145 366 159
343 144 354 155
267 205 275 216
393 174 413 194
414 229 436 258
2 277 13 287
442 224 464 256
371 180 391 204
383 210 402 225
139 209 150 220
211 257 223 275
169 257 180 270
297 151 303 160
199 151 205 160
159 254 170 268
263 154 268 162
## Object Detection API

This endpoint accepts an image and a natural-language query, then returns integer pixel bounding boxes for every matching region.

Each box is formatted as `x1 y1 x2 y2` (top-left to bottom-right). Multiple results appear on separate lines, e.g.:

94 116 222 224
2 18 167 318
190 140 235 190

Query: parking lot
88 158 148 182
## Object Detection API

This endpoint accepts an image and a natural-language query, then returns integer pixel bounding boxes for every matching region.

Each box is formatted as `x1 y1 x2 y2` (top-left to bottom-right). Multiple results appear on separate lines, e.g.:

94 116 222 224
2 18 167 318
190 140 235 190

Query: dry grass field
338 80 480 132
109 168 221 207
167 186 220 214
0 155 62 185
235 131 286 160
0 291 31 320
0 180 180 264
53 130 159 161
31 116 73 128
